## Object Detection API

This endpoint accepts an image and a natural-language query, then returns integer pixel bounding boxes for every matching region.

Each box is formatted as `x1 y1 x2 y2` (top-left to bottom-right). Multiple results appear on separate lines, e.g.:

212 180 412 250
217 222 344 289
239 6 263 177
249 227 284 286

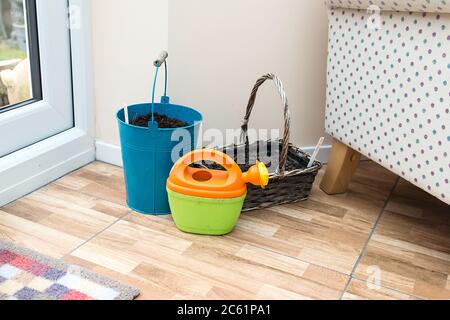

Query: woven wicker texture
219 74 322 211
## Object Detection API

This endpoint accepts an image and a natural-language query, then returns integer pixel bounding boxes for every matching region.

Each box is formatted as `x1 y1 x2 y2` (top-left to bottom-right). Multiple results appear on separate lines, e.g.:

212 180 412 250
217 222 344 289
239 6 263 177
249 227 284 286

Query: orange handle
178 149 242 174
168 149 269 198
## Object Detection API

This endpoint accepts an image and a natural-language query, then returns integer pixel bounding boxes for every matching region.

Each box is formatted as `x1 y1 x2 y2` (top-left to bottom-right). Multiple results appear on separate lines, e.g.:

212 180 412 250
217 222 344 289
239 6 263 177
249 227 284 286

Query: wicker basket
217 74 322 211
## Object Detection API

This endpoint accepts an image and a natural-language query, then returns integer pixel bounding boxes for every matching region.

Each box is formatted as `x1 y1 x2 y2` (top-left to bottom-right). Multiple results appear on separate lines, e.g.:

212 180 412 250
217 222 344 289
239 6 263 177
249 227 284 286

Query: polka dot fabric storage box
324 0 450 204
326 0 450 13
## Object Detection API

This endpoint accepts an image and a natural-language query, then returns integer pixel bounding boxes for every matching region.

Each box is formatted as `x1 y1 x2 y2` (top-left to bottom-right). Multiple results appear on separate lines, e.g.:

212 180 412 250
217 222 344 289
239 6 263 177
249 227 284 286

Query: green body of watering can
166 189 247 235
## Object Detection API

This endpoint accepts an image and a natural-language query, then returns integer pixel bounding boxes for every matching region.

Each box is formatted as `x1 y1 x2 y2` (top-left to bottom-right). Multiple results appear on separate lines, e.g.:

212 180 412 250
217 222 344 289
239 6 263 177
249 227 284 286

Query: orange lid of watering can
167 149 269 199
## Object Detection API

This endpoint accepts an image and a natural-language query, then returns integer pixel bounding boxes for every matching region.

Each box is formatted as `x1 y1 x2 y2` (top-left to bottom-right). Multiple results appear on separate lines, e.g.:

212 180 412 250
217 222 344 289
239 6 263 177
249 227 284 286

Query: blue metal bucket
116 52 202 215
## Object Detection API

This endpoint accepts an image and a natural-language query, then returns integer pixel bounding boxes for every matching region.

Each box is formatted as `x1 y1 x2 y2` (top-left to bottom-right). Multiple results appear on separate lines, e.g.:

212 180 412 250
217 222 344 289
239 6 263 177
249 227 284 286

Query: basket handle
240 74 291 176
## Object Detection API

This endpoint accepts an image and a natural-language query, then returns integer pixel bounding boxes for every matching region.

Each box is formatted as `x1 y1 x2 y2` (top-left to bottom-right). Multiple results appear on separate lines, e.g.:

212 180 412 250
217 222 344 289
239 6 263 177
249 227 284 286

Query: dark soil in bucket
130 112 189 128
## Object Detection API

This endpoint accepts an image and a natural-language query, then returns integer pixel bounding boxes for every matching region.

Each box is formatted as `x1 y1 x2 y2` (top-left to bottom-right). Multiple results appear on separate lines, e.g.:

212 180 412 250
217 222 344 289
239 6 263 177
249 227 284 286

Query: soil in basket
130 112 188 129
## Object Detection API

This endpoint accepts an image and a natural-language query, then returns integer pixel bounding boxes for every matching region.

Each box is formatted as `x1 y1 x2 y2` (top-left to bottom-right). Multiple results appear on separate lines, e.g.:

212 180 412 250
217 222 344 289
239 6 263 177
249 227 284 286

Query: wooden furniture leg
320 139 361 195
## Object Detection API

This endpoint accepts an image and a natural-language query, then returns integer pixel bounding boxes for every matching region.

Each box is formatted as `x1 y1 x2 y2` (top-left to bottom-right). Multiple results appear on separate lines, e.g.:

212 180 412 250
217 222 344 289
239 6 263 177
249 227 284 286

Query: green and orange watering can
167 149 269 235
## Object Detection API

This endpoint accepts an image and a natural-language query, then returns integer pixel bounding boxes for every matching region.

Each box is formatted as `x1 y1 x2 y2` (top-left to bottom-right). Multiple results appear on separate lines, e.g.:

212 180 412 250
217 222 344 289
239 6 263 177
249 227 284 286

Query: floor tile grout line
224 234 352 281
339 177 400 300
350 273 423 300
62 209 134 260
18 162 405 298
53 180 127 209
70 206 353 291
0 161 98 209
1 163 127 213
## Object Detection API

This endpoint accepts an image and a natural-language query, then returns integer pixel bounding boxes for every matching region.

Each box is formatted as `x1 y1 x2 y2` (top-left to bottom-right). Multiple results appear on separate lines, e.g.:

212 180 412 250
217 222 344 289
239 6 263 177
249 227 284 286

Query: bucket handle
150 51 169 123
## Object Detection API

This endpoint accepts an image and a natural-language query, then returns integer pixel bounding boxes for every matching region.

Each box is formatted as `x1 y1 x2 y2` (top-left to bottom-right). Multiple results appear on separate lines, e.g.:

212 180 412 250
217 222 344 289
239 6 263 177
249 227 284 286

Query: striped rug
0 240 139 300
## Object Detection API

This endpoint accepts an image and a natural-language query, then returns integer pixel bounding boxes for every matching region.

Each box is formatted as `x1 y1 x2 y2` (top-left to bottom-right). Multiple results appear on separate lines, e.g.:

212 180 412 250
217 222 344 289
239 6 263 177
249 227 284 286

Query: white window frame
0 0 95 206
0 0 74 156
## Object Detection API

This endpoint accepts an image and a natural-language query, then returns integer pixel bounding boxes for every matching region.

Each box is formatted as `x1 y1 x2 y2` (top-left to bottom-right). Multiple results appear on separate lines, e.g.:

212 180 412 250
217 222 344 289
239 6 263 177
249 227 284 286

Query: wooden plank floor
1 160 449 300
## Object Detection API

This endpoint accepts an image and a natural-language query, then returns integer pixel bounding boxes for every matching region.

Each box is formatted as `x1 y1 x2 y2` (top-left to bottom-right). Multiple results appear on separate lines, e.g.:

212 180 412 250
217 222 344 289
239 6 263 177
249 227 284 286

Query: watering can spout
242 161 269 189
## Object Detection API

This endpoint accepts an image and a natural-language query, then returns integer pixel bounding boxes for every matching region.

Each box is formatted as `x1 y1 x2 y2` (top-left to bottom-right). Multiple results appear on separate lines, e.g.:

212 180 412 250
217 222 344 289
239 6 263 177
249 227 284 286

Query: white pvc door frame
0 0 74 157
0 0 95 206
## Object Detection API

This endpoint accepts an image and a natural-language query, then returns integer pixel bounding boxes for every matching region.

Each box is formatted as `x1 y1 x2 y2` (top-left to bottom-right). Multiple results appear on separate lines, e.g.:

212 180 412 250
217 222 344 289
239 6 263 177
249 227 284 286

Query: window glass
0 0 40 110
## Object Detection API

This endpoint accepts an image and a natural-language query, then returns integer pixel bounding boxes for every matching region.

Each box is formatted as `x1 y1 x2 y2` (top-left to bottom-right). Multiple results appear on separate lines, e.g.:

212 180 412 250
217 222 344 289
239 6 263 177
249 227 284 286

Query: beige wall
92 0 168 145
93 0 329 149
169 0 329 148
